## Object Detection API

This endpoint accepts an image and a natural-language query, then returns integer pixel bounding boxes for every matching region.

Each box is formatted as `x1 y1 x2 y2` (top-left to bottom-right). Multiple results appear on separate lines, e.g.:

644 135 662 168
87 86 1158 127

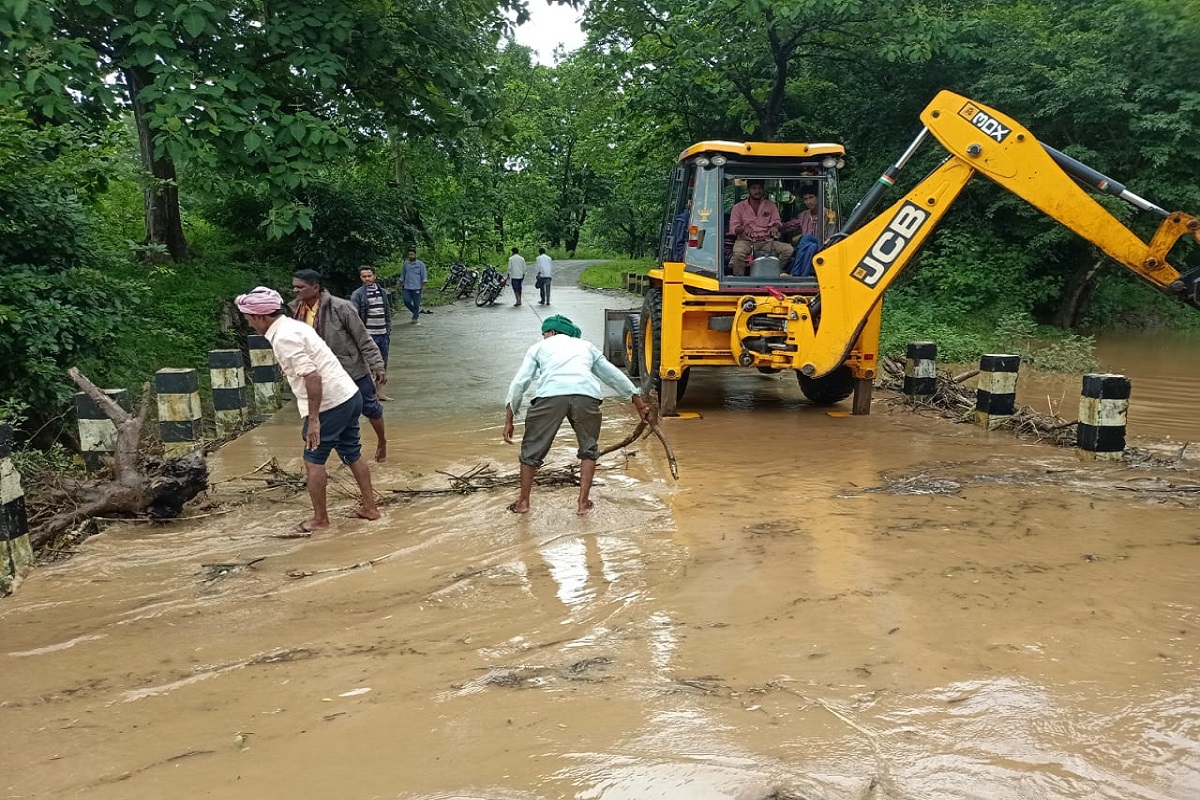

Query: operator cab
660 141 844 292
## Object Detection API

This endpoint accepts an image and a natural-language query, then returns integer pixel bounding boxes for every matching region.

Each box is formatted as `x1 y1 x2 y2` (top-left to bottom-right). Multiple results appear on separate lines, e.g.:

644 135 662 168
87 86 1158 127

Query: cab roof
677 140 845 161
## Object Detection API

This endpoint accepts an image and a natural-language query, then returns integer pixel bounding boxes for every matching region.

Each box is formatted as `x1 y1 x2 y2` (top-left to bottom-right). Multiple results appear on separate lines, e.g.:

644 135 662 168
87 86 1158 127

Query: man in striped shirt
352 266 393 401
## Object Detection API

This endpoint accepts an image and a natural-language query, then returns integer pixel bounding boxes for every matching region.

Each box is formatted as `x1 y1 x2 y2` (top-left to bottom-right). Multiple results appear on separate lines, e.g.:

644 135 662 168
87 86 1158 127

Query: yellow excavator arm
793 90 1200 378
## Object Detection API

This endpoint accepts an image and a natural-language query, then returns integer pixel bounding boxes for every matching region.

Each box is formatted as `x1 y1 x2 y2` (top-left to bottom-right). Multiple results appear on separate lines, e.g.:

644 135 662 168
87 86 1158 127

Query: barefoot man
237 287 381 533
503 315 653 515
290 269 389 463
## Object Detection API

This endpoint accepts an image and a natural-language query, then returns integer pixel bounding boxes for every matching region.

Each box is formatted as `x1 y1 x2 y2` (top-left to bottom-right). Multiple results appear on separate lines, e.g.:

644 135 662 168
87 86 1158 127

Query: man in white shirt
507 246 527 307
534 247 553 305
503 314 653 515
236 286 381 533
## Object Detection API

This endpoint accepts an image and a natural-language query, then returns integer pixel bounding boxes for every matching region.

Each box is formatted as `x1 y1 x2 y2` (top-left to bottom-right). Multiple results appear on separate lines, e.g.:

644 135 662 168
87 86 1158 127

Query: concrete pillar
1077 374 1131 461
1 424 33 596
903 342 937 399
155 368 202 458
74 388 129 470
208 349 248 436
248 335 281 412
975 354 1020 429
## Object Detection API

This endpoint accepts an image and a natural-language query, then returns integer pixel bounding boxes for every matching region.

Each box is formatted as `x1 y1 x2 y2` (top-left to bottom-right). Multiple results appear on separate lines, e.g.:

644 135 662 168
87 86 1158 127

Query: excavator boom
796 90 1200 378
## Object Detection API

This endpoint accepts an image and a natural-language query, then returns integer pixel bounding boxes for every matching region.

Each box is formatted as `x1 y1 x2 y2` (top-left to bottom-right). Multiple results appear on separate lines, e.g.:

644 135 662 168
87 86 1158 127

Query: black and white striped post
1077 374 1131 461
975 354 1021 430
247 335 281 412
903 342 938 399
1 424 33 595
74 388 129 470
155 368 202 458
208 349 248 436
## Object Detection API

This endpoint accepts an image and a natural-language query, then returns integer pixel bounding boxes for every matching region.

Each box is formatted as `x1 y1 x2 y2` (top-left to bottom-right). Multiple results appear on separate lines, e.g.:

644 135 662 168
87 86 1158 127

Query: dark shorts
510 277 523 294
519 394 602 468
301 392 363 465
354 373 384 419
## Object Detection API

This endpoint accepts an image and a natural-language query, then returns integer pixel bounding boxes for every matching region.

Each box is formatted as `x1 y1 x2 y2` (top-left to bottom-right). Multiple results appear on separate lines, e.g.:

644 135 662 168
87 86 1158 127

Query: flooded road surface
4 264 1200 800
1013 331 1200 444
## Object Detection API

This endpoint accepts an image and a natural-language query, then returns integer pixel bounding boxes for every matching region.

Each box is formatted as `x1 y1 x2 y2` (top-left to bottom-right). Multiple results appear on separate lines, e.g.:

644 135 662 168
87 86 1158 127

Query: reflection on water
2 273 1199 800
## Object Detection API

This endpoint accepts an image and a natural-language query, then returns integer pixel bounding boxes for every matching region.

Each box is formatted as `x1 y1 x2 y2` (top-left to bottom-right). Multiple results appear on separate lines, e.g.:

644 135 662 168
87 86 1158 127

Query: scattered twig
880 357 1078 448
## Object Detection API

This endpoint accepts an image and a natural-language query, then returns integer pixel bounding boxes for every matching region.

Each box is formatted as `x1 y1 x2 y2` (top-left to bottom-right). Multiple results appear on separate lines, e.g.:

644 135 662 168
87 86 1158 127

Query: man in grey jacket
290 269 389 462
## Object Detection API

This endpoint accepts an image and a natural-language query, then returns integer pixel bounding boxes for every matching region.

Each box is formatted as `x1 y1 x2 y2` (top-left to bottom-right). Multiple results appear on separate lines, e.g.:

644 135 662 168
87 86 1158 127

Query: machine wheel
639 288 690 414
605 315 627 368
622 315 642 379
475 288 492 307
797 364 856 405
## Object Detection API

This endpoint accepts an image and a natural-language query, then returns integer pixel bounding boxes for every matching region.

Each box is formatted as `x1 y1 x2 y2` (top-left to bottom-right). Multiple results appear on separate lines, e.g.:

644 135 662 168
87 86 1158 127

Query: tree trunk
124 66 188 261
1054 257 1106 329
29 369 208 551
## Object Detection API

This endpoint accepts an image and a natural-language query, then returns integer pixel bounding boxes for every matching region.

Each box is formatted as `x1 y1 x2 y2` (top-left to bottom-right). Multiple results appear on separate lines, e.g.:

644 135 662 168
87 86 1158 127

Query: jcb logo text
851 202 930 287
959 102 1010 142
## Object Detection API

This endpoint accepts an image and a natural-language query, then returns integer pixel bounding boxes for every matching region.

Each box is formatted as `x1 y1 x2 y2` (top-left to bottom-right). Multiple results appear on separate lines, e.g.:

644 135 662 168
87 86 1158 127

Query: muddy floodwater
3 264 1199 800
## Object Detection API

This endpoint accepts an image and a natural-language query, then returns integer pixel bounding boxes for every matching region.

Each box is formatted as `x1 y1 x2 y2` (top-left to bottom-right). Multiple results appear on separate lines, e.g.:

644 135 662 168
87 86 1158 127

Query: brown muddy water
3 265 1199 800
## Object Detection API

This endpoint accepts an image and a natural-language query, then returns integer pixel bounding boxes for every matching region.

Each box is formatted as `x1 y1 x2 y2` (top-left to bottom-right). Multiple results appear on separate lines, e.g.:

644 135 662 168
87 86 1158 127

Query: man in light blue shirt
503 315 652 515
400 249 428 324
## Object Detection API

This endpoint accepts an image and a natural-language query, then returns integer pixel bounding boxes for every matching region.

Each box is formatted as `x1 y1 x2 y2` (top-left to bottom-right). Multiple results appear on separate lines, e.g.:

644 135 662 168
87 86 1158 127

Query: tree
584 0 973 140
0 0 526 258
0 114 140 414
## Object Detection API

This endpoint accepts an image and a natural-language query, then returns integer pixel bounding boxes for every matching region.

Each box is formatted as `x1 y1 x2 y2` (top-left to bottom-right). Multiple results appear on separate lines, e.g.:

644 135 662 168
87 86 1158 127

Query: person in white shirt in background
236 286 381 534
534 247 554 305
503 314 653 515
507 246 527 307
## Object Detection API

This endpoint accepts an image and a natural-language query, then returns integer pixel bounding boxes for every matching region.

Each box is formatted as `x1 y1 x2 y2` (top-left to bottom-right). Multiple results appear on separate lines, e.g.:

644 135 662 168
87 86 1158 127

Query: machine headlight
696 157 710 167
821 156 838 169
711 155 727 166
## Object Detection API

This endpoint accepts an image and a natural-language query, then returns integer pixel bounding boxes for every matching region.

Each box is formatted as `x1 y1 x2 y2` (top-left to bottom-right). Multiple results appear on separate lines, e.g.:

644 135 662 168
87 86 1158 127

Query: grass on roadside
579 258 655 290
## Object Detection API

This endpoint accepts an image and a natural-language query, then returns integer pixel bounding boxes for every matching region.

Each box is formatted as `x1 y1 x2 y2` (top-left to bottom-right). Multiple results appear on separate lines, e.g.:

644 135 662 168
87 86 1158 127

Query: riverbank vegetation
2 0 1197 442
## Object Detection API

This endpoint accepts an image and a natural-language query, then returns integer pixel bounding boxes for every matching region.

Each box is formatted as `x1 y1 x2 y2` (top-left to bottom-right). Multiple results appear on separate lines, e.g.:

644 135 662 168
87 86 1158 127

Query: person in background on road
351 265 393 401
534 247 553 305
503 314 653 516
235 287 380 533
400 249 428 324
290 269 389 463
507 246 527 307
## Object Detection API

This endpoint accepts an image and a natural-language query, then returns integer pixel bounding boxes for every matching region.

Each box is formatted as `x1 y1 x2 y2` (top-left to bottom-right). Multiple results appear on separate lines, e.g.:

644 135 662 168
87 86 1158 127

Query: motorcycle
441 261 478 299
474 265 508 307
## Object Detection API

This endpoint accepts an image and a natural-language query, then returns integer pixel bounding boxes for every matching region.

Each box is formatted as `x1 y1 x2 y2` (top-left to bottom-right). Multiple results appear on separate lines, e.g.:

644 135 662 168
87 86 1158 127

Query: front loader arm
797 90 1200 379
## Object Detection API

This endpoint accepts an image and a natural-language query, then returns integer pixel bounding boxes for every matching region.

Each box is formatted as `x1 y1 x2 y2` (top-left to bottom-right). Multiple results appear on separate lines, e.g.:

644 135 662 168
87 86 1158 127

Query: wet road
3 263 1199 800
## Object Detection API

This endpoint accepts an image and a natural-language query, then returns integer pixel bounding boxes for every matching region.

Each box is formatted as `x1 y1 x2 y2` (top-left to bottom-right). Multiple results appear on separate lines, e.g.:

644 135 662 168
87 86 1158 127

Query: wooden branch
68 367 131 423
648 421 679 480
598 419 649 457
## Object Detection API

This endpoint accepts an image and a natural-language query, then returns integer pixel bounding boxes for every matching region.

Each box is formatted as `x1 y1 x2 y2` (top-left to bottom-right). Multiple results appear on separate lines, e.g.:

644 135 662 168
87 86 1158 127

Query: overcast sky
512 0 587 65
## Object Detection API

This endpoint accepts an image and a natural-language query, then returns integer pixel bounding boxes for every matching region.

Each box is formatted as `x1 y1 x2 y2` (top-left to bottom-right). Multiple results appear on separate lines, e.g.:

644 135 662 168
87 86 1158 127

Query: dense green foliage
2 0 1198 437
0 115 139 417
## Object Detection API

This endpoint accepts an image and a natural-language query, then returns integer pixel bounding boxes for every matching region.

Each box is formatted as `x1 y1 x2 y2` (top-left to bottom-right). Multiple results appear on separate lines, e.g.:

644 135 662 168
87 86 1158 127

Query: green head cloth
542 314 581 338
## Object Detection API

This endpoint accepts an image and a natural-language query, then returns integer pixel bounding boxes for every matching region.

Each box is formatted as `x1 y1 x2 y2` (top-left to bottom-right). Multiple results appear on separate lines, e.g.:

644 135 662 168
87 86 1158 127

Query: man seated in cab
779 186 823 278
727 179 794 276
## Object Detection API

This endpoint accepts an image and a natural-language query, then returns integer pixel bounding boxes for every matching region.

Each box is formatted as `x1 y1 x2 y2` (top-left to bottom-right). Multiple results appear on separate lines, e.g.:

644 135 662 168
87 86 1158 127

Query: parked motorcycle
474 265 507 307
441 261 478 299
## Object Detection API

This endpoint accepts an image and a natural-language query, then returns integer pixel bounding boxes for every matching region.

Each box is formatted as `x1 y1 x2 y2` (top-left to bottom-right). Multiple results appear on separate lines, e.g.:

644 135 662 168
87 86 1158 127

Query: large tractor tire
622 315 642 379
639 288 688 414
797 364 856 405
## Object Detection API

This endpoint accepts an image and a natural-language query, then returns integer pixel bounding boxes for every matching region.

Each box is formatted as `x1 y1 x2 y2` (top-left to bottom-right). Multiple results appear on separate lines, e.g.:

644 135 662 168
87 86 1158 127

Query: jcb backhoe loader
603 90 1200 416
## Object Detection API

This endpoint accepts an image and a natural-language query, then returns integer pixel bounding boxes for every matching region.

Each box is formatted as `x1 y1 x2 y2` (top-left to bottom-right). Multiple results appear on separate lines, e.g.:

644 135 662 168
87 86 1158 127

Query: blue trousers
402 288 422 321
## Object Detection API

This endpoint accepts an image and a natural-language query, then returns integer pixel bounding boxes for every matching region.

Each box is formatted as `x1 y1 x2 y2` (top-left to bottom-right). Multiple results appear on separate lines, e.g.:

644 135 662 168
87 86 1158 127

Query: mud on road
3 263 1199 799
